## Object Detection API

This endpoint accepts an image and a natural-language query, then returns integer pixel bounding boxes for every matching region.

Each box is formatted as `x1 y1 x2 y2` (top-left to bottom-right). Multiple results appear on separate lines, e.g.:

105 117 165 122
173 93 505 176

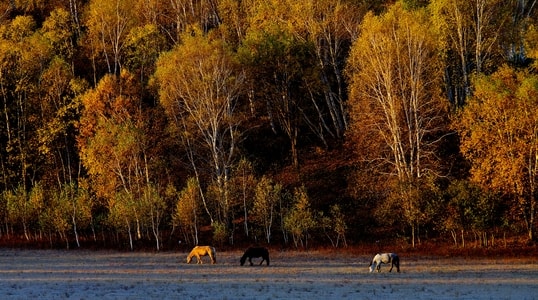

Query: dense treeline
0 0 536 250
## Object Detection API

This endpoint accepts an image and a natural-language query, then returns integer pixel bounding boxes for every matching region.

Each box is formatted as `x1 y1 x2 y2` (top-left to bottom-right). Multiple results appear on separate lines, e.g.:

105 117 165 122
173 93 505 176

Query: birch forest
0 0 537 250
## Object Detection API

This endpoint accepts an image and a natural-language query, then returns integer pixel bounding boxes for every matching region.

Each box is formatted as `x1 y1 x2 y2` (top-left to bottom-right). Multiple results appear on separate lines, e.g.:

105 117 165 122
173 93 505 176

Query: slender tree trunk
72 214 80 248
151 210 160 251
411 224 416 248
126 218 133 251
242 168 249 237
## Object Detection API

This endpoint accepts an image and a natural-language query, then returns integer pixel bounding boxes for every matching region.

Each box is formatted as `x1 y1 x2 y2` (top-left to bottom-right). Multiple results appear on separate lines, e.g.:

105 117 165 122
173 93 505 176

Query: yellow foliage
456 65 538 239
456 66 538 196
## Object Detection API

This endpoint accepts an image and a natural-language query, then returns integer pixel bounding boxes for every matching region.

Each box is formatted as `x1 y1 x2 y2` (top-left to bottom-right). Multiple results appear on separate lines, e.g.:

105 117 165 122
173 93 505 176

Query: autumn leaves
0 0 537 250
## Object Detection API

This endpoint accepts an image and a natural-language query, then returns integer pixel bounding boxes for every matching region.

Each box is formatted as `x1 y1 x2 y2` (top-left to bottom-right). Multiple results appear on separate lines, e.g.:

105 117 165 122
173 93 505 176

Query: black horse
240 247 270 266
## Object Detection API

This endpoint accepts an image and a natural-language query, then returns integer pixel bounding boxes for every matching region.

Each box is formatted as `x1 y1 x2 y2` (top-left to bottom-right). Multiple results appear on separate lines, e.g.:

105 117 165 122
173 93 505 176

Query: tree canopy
0 0 537 250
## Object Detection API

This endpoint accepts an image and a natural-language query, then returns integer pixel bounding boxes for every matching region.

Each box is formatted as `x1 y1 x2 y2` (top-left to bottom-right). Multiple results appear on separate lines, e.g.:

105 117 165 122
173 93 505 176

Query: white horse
369 253 400 272
186 246 217 264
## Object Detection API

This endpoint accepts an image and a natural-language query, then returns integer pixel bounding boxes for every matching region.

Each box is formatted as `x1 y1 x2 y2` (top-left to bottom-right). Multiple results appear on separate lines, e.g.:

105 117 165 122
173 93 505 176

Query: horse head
369 262 376 272
369 253 381 272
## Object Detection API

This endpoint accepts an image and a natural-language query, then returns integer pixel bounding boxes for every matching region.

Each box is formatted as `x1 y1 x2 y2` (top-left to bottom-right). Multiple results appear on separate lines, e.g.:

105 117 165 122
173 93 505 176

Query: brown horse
186 246 216 264
240 247 270 266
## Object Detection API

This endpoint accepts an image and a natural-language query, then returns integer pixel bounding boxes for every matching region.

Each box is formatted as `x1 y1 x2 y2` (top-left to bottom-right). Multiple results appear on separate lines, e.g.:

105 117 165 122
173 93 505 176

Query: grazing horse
186 246 216 264
240 247 270 266
369 253 400 273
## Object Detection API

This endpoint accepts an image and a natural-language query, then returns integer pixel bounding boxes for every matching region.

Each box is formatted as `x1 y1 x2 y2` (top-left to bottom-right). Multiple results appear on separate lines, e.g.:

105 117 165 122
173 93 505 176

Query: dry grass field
0 249 537 299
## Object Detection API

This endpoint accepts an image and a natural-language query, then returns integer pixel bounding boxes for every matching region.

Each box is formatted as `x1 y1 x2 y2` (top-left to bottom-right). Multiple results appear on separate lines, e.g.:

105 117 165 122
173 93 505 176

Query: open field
0 249 537 299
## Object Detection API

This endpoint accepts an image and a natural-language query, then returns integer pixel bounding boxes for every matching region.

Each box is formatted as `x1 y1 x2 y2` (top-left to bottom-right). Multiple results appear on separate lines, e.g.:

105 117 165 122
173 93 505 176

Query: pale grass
0 249 536 299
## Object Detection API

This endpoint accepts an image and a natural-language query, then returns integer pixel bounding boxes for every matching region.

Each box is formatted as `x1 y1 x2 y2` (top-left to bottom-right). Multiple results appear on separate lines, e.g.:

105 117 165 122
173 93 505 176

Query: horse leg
196 254 202 264
389 263 393 272
249 257 253 266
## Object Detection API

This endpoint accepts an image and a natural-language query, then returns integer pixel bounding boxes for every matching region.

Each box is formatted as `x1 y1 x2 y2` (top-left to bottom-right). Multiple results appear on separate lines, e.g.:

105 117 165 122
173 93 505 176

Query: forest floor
0 248 537 299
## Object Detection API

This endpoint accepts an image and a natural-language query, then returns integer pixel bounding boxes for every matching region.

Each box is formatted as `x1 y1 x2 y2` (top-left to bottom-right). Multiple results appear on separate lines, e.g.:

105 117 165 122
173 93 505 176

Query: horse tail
264 248 270 266
210 246 216 264
394 255 400 272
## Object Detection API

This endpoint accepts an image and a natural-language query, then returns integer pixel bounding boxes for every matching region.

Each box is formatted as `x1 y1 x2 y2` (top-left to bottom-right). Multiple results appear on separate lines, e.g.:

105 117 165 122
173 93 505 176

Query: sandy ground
0 249 537 299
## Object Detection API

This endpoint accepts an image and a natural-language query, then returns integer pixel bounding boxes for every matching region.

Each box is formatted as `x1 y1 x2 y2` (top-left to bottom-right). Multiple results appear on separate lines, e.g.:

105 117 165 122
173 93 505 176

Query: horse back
242 247 269 264
190 245 215 257
247 247 268 257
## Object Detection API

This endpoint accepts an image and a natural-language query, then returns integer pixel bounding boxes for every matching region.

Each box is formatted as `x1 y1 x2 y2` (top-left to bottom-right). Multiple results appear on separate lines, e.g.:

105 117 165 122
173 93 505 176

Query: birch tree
172 177 201 245
238 23 313 168
78 70 160 246
455 66 538 241
85 0 136 76
140 183 166 251
292 0 365 142
283 186 315 249
346 3 448 246
430 0 508 105
156 26 245 233
250 176 282 243
0 15 51 191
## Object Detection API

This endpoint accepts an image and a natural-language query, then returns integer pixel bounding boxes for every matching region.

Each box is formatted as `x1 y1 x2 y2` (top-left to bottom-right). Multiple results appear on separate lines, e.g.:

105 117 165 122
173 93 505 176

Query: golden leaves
457 66 538 196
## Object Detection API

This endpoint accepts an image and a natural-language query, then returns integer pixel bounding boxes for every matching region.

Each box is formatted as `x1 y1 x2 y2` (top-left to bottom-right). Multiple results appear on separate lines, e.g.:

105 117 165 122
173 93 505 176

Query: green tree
444 180 502 247
228 158 256 238
284 186 316 248
48 187 72 248
140 183 166 251
320 204 347 248
65 182 92 248
47 182 92 249
27 183 45 240
250 176 282 243
172 178 201 245
5 184 43 241
124 24 167 85
108 190 137 250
